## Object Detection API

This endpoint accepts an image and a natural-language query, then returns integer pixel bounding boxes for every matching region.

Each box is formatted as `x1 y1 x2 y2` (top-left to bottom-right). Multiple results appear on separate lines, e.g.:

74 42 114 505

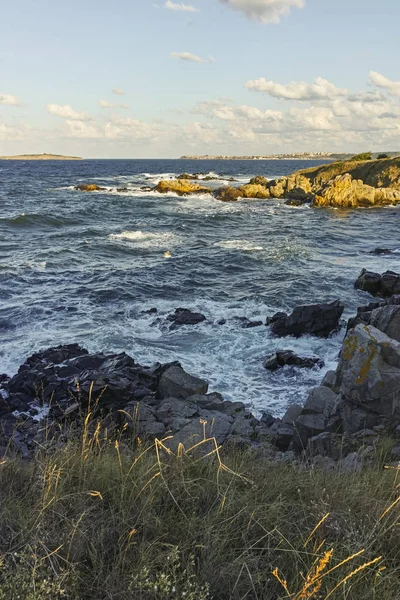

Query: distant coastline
180 152 399 161
0 153 83 161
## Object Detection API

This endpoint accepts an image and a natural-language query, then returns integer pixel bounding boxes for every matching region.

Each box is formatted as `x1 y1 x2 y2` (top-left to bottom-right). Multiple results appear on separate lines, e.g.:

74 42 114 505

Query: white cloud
46 104 90 120
65 120 103 139
0 122 24 140
245 76 347 100
370 71 400 97
165 1 199 12
112 88 126 96
104 116 164 142
171 51 215 63
0 93 23 107
219 0 304 24
100 100 129 109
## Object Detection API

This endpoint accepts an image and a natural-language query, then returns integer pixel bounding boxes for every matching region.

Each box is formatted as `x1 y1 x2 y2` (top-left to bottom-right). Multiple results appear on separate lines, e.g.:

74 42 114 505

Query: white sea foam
214 240 264 251
109 230 181 249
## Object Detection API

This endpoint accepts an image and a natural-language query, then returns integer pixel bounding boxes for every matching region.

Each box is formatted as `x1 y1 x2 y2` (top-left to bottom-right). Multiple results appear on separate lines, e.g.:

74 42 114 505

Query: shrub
350 152 372 161
377 153 390 159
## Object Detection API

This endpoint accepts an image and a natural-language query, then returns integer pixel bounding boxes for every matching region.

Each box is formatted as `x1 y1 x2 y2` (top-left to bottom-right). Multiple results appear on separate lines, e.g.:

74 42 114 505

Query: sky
1 0 400 158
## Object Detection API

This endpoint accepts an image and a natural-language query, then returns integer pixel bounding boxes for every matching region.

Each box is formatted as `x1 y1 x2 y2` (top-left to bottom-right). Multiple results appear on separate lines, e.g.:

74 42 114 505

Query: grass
0 421 400 599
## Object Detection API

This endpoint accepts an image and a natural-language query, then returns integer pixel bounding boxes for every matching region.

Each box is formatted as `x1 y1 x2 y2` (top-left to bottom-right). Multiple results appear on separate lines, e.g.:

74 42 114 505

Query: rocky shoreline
74 156 400 208
2 268 400 468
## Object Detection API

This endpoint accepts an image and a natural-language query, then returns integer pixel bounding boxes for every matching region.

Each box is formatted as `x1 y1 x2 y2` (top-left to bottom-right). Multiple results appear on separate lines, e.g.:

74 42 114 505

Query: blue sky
1 0 400 157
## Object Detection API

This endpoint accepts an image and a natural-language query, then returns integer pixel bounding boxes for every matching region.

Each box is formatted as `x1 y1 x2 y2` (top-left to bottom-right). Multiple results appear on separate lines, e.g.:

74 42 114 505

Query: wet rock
75 184 106 192
285 187 314 206
214 186 242 202
355 269 400 297
236 317 263 329
167 308 206 329
157 366 208 400
369 248 394 255
269 300 344 338
264 350 324 370
142 307 158 315
266 312 288 326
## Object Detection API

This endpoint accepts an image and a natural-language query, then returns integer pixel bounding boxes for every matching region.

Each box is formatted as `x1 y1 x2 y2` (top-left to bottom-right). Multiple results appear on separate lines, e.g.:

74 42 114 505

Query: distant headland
0 153 83 161
180 152 399 161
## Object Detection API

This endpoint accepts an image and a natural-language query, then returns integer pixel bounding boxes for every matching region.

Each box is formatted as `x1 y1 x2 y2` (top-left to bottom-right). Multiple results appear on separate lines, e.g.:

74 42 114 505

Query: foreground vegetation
0 427 400 599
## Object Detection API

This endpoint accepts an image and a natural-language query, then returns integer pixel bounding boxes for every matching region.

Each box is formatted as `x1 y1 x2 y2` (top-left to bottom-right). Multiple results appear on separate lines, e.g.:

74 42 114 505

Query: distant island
0 153 83 161
180 152 400 161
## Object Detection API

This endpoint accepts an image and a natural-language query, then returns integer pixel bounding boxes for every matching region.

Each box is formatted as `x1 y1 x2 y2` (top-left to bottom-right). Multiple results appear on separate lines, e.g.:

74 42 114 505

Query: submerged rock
75 184 106 192
269 300 344 338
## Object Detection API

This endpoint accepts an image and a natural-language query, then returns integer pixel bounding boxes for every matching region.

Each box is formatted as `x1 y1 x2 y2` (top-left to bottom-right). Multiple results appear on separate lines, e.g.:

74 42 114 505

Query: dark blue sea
1 159 400 414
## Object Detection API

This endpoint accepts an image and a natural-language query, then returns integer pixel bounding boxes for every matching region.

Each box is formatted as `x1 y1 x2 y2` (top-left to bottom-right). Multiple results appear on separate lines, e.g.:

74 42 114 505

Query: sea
1 158 399 416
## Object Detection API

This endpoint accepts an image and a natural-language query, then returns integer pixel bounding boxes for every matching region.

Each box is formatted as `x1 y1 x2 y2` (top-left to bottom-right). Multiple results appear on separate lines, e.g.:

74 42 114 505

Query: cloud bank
0 94 23 107
46 104 90 120
245 76 348 100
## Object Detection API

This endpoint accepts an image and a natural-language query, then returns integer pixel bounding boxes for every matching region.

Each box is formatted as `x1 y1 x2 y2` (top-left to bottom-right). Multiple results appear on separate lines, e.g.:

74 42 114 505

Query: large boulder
269 300 344 338
313 174 380 208
355 269 400 297
336 325 400 425
214 186 242 202
157 366 208 399
369 304 400 342
285 187 314 206
237 184 271 199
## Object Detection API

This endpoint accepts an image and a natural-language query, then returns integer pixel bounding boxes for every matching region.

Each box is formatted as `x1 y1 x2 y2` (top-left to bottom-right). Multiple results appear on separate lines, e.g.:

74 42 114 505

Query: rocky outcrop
268 300 344 338
237 184 271 199
355 269 400 297
166 308 206 330
264 350 324 370
0 345 274 458
214 186 242 202
313 174 400 208
153 180 212 196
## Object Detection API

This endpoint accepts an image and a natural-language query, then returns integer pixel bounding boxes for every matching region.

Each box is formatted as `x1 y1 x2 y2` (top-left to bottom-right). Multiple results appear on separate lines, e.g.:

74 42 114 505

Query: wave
3 213 76 228
109 230 182 249
215 240 264 251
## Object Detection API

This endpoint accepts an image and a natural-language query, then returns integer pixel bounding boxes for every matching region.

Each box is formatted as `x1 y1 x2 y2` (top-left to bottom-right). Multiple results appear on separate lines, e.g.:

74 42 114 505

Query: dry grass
0 422 400 599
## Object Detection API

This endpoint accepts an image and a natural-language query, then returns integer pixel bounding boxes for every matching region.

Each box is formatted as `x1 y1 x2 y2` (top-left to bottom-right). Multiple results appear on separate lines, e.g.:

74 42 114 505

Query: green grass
0 429 400 599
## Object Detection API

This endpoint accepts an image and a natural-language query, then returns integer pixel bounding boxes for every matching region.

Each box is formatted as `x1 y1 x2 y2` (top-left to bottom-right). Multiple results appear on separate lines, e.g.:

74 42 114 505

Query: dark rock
236 317 263 329
369 304 400 342
355 269 400 297
260 412 276 427
214 187 242 202
142 307 158 315
157 366 208 400
116 187 129 193
303 387 339 418
217 318 227 325
369 248 394 255
266 312 288 325
264 350 324 370
293 413 327 451
249 176 269 186
321 370 337 390
272 423 295 451
308 432 341 459
167 308 206 330
282 404 303 424
269 300 344 338
285 187 314 206
75 184 106 192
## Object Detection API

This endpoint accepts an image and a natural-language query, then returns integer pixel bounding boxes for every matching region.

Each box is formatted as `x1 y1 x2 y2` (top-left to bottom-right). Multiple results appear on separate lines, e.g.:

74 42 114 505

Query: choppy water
1 159 400 415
